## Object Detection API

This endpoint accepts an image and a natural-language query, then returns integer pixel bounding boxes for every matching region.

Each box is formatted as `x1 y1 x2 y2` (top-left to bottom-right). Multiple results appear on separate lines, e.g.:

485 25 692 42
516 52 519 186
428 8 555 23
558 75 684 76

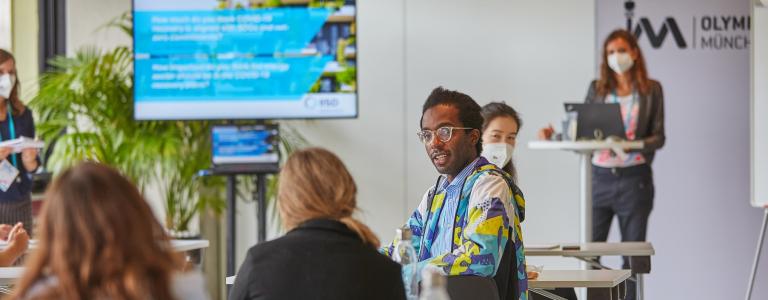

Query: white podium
528 140 644 245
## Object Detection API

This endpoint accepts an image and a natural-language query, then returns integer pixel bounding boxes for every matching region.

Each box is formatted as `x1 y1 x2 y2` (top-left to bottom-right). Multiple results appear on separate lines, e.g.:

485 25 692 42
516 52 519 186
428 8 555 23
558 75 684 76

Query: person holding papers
0 50 39 236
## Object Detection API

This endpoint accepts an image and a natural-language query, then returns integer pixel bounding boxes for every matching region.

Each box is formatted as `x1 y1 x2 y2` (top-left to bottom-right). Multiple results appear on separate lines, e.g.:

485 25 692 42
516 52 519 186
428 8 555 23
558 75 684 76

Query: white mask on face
481 143 514 169
0 75 14 99
607 52 634 74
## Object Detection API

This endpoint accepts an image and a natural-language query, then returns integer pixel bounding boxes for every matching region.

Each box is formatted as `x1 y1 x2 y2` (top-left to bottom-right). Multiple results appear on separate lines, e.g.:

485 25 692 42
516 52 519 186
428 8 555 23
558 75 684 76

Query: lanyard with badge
612 90 636 132
0 101 19 192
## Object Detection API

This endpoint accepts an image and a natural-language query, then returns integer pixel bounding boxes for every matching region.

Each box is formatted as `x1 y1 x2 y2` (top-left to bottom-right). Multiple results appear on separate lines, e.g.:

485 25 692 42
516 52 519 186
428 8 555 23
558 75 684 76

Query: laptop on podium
564 103 627 140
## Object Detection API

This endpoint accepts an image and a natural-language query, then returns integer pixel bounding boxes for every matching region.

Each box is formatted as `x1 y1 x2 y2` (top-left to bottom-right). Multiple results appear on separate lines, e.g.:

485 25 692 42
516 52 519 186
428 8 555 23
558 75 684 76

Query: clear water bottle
419 267 450 300
392 227 419 300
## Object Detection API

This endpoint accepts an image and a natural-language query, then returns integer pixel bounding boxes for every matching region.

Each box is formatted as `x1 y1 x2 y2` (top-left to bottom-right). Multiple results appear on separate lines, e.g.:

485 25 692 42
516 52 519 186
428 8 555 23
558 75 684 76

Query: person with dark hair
480 102 522 183
0 49 39 236
539 29 664 300
383 87 529 300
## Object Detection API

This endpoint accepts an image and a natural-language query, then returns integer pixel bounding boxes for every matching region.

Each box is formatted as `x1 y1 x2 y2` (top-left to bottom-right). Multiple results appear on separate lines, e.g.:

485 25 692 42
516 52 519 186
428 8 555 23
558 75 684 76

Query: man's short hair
421 86 483 154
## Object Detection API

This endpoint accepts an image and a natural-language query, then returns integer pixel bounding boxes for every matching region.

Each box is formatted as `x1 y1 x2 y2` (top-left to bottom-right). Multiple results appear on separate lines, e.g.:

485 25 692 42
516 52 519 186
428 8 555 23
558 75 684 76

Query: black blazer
229 219 406 300
585 79 666 164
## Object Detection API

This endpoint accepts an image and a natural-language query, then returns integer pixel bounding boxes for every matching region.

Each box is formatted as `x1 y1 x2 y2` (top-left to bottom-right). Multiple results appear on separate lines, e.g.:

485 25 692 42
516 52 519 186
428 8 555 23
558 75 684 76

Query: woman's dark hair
481 102 522 182
0 49 27 116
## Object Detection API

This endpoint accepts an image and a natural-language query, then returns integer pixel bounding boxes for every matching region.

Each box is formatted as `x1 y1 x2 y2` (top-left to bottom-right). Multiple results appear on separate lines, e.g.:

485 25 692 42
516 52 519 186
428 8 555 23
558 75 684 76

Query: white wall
66 0 131 56
0 0 11 50
64 0 768 299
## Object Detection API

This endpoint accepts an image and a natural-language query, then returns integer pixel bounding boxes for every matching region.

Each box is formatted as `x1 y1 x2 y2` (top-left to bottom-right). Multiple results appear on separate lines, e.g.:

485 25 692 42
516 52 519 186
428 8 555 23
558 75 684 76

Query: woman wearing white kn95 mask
0 49 40 238
539 29 665 300
480 102 522 183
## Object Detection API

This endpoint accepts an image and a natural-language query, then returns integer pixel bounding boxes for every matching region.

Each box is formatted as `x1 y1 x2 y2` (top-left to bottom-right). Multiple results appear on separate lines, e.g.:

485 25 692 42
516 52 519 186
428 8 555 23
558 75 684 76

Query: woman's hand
538 124 555 140
0 224 11 240
21 148 38 172
0 222 29 266
6 222 28 254
0 147 12 161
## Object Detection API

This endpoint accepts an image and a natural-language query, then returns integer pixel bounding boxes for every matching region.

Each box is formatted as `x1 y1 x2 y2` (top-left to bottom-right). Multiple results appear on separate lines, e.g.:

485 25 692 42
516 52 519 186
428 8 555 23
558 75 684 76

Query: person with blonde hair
230 147 405 300
10 162 208 300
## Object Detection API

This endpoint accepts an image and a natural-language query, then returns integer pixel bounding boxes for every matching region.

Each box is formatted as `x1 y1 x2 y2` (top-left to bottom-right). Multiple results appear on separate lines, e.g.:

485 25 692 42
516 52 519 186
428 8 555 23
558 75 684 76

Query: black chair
494 228 518 300
446 276 500 300
442 228 515 300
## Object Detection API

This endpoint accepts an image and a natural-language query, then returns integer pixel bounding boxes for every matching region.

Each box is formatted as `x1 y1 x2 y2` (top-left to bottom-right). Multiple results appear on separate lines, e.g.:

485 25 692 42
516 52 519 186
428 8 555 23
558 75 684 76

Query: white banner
597 0 751 201
597 1 752 298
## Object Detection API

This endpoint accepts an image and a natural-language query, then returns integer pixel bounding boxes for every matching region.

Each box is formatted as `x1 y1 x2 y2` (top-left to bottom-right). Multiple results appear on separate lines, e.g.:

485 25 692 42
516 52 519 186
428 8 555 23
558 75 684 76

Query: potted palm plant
31 13 308 237
31 44 227 235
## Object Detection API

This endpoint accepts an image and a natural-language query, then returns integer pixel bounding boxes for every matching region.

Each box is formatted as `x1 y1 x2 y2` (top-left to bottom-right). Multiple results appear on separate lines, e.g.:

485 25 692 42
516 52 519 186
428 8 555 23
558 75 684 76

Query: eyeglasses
417 127 474 144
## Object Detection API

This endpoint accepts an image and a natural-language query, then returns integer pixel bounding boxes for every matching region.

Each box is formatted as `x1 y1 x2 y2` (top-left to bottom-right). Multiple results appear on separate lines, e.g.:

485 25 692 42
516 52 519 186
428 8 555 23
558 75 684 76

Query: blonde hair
278 147 379 247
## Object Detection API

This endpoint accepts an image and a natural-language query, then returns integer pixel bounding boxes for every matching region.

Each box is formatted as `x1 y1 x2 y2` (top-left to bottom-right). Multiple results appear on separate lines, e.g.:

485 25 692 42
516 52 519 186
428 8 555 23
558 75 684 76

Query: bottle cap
396 226 412 240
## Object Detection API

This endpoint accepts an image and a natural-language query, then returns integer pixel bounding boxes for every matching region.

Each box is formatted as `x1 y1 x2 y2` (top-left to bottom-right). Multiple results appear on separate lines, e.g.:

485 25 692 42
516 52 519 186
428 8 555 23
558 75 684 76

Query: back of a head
12 162 180 300
278 147 379 247
421 86 484 154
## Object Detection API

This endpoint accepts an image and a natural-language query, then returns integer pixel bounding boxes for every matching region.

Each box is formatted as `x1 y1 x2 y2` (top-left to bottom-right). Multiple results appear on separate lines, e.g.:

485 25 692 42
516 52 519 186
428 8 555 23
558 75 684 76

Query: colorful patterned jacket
382 157 528 300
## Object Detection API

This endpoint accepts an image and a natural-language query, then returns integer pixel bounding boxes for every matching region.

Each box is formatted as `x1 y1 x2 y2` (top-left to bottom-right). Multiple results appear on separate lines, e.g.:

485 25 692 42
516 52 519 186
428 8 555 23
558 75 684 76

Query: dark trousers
591 164 653 300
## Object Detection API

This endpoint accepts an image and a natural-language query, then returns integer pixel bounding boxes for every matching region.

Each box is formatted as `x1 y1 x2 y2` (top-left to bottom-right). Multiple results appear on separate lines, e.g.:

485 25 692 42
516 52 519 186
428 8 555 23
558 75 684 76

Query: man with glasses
382 87 528 300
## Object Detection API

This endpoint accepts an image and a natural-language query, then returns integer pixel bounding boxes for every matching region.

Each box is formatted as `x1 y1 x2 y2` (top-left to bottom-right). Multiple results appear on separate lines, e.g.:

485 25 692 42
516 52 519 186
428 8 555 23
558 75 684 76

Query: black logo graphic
633 18 687 49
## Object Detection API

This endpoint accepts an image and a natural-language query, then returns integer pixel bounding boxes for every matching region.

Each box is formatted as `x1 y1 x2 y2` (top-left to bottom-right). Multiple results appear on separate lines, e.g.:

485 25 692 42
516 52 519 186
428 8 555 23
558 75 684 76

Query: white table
0 240 210 295
0 239 210 253
526 242 654 300
0 267 22 286
528 140 644 245
530 269 631 300
525 242 654 257
170 239 210 252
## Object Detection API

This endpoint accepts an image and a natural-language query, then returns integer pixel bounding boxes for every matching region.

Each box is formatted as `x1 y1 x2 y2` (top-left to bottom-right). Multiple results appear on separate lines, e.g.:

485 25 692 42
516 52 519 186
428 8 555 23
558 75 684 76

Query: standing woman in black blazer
0 50 39 236
541 29 664 300
230 147 406 300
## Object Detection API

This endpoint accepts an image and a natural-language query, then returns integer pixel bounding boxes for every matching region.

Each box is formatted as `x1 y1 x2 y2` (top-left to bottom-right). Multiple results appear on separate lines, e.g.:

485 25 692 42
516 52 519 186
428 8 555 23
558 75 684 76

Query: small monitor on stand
210 124 280 174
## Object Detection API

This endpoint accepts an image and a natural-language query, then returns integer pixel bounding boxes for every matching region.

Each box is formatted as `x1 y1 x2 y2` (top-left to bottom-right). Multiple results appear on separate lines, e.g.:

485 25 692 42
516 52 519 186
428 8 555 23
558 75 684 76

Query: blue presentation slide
133 0 357 120
212 126 279 164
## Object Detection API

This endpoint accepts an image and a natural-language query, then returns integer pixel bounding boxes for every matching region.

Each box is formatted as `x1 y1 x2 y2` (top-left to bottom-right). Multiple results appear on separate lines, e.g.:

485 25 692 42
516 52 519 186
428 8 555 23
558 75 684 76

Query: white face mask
0 75 14 99
607 53 634 74
481 143 514 169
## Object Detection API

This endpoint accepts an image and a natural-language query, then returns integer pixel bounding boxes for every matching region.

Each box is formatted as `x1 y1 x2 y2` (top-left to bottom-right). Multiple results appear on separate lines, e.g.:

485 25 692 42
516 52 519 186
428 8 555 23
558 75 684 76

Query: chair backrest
446 276 500 300
493 229 519 300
